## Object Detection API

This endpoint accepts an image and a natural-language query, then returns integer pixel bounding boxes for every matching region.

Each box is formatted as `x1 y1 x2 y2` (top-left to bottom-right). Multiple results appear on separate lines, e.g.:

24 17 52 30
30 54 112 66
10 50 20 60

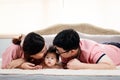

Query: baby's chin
46 64 55 67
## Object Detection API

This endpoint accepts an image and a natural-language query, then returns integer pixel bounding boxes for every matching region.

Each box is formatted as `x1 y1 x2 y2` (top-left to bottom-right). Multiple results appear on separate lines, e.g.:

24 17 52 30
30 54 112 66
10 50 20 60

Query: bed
0 32 120 80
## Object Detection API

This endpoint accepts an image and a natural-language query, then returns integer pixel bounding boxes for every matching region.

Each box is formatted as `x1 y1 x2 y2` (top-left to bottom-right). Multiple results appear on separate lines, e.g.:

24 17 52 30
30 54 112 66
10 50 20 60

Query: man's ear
70 49 76 54
70 49 79 55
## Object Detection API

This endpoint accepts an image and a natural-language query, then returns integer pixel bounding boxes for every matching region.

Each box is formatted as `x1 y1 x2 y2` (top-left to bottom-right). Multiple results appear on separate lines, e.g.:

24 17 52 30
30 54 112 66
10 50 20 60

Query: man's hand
67 58 82 70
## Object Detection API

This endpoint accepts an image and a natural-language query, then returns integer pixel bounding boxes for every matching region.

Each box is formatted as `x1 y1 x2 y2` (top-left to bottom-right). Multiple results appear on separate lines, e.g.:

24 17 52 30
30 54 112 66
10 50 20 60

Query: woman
2 32 47 69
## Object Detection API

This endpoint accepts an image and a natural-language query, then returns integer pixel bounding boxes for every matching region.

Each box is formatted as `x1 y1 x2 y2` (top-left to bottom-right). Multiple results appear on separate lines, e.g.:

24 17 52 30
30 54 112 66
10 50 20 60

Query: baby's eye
51 57 55 59
46 57 49 59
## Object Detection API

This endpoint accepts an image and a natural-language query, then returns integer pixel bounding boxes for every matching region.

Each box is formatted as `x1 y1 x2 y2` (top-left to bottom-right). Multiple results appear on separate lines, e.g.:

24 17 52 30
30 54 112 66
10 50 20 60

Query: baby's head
44 46 59 67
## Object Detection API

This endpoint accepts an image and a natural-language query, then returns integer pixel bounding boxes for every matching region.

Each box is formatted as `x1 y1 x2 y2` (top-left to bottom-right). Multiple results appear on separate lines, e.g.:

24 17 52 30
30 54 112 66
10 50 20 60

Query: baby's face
45 53 57 67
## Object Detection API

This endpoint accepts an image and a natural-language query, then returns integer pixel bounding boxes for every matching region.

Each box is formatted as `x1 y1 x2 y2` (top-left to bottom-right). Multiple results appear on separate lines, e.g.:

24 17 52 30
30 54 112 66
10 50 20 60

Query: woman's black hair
23 32 45 55
12 32 45 64
22 32 45 63
12 35 22 45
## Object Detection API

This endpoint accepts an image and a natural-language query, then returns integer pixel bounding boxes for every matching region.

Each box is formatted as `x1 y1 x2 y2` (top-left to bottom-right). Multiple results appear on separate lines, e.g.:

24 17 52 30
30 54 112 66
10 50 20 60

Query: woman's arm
6 58 25 69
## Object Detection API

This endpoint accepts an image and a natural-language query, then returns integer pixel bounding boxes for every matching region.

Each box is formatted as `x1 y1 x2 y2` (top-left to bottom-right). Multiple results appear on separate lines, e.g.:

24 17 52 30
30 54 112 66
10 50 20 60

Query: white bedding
0 69 120 75
0 58 120 75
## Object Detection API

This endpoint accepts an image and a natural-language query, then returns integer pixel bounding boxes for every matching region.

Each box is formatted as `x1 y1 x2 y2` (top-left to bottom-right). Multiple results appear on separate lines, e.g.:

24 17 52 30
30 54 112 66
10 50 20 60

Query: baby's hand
34 65 43 69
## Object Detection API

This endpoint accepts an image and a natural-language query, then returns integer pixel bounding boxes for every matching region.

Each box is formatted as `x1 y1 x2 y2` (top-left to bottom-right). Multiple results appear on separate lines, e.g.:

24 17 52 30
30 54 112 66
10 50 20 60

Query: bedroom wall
0 0 120 35
0 39 12 58
0 0 62 34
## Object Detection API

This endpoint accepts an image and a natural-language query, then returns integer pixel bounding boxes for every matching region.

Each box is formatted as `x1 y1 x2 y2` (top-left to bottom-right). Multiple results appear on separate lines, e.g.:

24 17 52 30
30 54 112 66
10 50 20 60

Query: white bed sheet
0 69 120 76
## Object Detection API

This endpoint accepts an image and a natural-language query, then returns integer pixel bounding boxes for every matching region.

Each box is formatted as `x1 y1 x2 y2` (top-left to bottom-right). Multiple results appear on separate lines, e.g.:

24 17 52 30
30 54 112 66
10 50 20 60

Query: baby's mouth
48 62 51 64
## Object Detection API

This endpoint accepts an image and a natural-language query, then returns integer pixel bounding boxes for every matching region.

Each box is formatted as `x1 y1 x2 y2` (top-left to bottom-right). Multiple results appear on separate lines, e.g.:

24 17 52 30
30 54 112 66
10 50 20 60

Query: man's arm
67 55 116 70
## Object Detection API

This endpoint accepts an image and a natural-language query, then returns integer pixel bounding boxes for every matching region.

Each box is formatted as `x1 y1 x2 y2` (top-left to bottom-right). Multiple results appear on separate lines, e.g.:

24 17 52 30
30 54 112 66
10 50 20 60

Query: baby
42 46 62 69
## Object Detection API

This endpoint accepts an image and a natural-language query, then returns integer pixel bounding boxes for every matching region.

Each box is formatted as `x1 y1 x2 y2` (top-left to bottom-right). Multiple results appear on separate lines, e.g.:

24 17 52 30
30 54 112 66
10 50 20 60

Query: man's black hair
53 29 80 51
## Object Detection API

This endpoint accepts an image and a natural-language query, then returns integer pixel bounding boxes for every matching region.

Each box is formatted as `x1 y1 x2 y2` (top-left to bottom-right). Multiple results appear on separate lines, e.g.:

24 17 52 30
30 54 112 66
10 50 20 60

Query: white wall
0 0 45 34
0 0 120 34
61 0 120 31
0 39 11 57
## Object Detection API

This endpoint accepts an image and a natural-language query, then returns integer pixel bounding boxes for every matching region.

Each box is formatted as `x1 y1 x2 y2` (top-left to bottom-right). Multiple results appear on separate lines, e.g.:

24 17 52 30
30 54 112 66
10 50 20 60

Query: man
53 29 120 69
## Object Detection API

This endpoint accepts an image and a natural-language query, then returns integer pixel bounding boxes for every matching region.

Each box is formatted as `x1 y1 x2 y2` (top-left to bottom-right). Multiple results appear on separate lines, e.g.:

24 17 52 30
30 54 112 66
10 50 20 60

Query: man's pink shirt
79 39 120 66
